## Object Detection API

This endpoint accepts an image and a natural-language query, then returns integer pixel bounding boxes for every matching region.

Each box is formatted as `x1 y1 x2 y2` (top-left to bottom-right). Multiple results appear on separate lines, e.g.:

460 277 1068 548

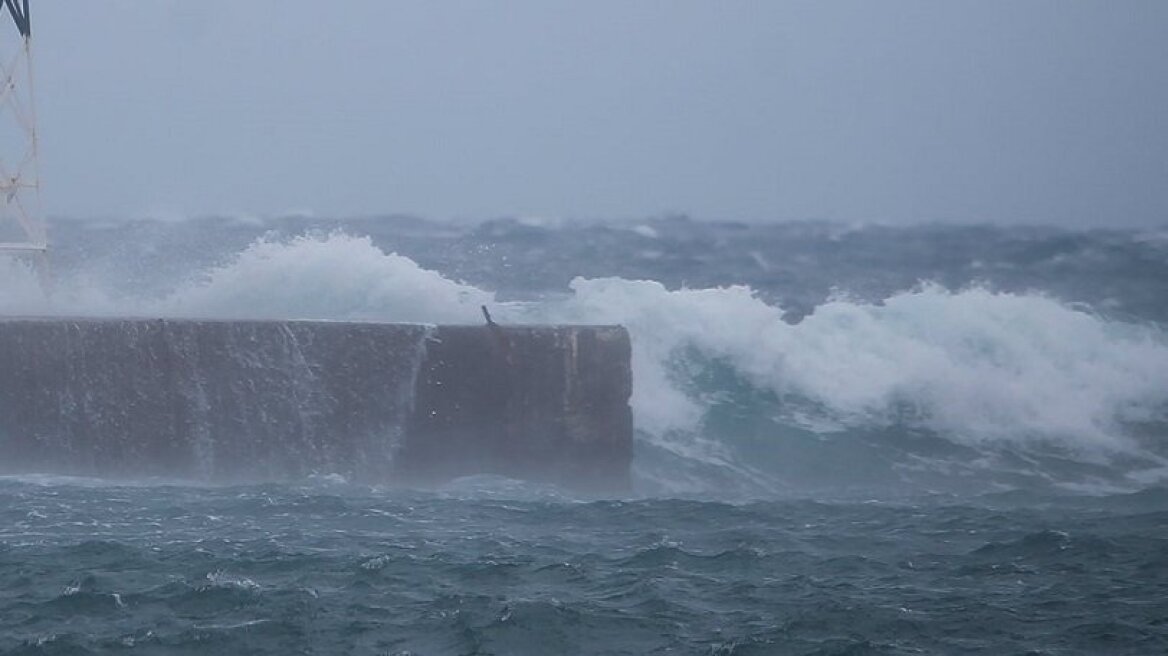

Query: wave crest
157 233 492 324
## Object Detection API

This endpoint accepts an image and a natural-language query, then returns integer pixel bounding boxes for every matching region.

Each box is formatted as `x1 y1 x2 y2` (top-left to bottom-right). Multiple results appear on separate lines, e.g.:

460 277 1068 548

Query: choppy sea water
2 215 1168 653
3 478 1167 655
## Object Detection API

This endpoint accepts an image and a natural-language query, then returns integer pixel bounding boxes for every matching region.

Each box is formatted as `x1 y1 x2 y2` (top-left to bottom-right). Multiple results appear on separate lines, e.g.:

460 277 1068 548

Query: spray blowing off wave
0 257 120 317
157 234 492 324
1 234 491 323
5 232 1167 494
547 279 1168 450
533 278 1168 494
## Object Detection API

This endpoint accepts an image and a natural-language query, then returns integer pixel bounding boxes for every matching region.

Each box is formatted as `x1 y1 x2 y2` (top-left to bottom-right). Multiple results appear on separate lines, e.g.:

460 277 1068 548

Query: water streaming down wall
0 318 633 492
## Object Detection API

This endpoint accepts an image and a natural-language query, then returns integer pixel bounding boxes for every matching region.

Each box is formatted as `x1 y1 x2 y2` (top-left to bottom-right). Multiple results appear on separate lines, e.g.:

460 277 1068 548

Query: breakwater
0 318 632 492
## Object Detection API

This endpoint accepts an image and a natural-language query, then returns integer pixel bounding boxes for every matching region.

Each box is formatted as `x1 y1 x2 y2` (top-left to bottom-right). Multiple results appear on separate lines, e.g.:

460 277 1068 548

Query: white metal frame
0 0 45 256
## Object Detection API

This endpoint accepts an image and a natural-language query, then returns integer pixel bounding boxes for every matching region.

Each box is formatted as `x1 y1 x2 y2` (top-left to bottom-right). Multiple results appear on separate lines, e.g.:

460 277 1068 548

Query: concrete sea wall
0 318 632 492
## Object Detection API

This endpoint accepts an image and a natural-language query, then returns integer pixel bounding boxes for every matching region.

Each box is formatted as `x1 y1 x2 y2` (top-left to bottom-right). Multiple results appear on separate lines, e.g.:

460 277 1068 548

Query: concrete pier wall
0 318 632 492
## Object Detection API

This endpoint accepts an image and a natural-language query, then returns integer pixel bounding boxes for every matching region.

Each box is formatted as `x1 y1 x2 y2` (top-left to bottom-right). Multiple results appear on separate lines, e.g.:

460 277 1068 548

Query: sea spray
4 228 1168 494
155 233 492 323
493 277 1163 493
543 278 1168 449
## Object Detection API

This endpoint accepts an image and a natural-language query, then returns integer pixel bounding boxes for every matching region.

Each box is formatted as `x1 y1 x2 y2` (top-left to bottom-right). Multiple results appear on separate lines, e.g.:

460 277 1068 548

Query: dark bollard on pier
0 317 633 493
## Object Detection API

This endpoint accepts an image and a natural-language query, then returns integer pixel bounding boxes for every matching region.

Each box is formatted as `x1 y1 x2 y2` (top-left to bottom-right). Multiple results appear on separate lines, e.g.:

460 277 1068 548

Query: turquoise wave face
630 343 1168 499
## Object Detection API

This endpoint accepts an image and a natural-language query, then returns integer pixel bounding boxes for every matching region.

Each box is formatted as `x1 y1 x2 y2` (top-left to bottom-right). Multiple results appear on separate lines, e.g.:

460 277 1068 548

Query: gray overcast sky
26 1 1168 225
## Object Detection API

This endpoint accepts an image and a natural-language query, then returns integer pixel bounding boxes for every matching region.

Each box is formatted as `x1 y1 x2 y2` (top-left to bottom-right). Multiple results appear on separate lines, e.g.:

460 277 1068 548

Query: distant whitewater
5 215 1166 498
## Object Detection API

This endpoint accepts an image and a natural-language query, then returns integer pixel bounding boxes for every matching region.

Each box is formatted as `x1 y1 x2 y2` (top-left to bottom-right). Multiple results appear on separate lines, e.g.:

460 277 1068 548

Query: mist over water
5 216 1167 498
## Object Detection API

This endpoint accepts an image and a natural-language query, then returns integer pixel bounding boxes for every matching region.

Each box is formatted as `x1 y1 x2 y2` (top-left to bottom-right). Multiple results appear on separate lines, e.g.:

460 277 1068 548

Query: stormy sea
2 215 1167 654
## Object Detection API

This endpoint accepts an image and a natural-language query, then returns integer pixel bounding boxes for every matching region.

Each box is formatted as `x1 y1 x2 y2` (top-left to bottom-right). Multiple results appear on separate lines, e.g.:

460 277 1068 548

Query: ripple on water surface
1 481 1167 654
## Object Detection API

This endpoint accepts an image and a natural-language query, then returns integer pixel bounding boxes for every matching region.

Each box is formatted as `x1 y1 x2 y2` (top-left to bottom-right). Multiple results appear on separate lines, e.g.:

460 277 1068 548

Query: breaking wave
538 278 1168 495
4 232 1168 496
155 234 492 324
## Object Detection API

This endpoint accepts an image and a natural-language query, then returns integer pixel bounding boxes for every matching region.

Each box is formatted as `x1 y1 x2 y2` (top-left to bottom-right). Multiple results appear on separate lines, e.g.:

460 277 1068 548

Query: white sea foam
4 232 1167 482
153 233 491 323
0 233 489 321
547 279 1168 456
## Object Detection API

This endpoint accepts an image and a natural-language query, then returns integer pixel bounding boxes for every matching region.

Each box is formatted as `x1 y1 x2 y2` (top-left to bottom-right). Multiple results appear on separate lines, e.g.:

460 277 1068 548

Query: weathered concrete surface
0 318 632 492
399 325 633 492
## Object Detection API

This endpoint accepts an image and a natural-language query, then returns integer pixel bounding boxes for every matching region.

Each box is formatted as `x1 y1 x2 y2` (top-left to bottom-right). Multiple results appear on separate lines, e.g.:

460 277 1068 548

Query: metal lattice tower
0 0 45 255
